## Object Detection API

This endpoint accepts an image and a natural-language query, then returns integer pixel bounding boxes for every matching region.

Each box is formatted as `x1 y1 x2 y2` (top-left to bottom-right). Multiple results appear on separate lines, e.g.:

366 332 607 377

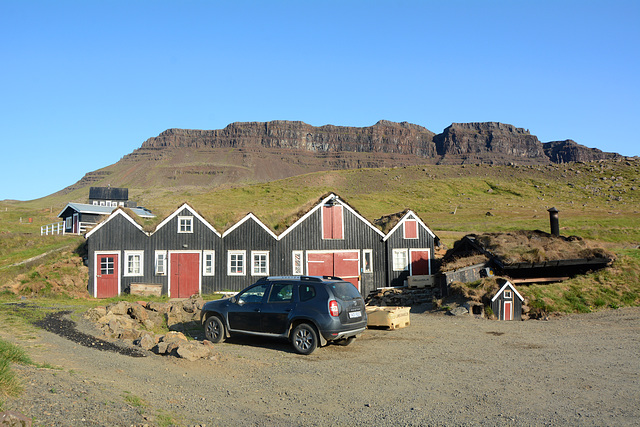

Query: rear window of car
328 282 361 301
299 284 317 302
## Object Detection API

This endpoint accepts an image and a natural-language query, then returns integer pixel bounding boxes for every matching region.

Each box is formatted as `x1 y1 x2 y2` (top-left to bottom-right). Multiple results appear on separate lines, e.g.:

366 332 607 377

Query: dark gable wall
87 214 148 295
148 207 221 295
277 205 386 296
220 217 278 292
385 218 436 287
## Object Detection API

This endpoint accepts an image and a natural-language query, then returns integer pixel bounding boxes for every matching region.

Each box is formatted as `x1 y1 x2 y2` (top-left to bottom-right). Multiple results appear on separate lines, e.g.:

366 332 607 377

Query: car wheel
204 315 225 343
335 336 356 346
291 323 318 355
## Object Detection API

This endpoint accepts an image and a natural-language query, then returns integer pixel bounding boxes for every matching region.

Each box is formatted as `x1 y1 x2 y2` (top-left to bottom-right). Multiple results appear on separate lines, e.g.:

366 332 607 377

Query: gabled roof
382 210 436 241
222 213 278 240
277 193 385 240
58 202 155 219
491 280 524 302
152 203 221 237
85 208 148 238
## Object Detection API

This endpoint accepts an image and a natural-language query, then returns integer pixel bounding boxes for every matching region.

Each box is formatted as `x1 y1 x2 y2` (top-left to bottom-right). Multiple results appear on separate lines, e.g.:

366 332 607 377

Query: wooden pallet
366 306 411 329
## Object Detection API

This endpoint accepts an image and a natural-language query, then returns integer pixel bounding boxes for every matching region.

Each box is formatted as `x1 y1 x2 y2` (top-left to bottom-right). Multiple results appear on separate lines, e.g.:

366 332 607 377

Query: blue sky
1 1 638 201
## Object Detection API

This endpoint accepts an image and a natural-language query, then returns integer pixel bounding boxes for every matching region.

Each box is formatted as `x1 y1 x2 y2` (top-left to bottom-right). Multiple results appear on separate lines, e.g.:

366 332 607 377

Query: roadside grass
0 337 33 401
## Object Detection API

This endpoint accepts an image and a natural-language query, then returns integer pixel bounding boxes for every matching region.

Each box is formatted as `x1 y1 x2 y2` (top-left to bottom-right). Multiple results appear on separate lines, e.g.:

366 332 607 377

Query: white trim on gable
85 209 147 238
491 280 524 302
278 194 385 240
152 203 221 237
222 213 279 240
383 210 436 242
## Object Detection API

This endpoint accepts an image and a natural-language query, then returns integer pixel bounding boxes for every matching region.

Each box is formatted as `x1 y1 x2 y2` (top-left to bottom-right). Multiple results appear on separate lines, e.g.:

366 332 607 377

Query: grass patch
0 337 33 399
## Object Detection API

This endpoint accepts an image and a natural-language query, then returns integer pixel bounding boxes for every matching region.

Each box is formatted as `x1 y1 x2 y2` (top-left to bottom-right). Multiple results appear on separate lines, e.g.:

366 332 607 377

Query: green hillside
1 159 638 312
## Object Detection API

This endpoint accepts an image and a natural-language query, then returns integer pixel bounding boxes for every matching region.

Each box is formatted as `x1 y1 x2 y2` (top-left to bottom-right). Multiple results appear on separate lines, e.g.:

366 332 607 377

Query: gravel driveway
3 306 639 426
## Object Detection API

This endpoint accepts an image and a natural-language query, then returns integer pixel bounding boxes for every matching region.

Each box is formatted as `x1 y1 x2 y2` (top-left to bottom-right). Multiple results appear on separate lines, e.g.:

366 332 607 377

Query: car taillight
329 300 339 317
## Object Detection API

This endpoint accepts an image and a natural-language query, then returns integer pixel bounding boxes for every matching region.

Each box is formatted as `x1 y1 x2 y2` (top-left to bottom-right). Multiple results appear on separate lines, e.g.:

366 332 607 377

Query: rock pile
83 296 218 361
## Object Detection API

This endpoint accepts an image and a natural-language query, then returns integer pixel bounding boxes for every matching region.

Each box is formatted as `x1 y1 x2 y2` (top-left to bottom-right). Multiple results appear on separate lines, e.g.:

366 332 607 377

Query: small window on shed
178 216 193 233
292 251 303 275
504 289 512 299
363 250 373 273
155 251 167 275
392 249 409 271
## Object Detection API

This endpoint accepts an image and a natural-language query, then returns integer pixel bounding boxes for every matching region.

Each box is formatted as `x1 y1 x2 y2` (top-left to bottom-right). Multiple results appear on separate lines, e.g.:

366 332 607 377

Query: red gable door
322 205 344 239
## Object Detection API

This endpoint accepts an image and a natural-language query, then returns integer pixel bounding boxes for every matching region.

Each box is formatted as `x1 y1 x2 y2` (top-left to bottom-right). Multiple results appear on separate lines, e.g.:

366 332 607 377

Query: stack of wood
365 286 438 307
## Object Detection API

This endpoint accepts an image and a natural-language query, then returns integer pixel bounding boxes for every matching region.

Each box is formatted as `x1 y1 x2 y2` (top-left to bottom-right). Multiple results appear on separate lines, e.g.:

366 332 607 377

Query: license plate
348 311 362 319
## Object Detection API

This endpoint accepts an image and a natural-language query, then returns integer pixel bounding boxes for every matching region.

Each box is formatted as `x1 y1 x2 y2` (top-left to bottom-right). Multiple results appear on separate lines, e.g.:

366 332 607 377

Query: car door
227 283 269 332
260 282 296 334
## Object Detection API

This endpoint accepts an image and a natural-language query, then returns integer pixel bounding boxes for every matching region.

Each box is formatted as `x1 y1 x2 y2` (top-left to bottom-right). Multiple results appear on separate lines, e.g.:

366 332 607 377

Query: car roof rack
265 275 325 282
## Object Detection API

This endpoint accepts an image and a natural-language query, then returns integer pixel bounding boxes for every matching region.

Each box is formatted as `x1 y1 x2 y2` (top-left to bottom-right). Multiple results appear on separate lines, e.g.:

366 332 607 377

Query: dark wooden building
86 209 150 298
277 194 387 297
490 280 524 321
383 211 438 287
84 194 438 298
58 202 154 235
89 186 131 207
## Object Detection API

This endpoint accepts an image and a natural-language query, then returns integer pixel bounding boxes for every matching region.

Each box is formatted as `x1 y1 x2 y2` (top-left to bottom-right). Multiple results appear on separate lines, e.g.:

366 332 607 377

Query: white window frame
362 249 373 273
228 250 246 276
92 201 99 206
155 250 167 275
178 216 194 233
292 250 304 275
65 216 72 229
203 250 215 276
504 289 512 299
392 248 409 271
124 250 144 277
251 251 269 276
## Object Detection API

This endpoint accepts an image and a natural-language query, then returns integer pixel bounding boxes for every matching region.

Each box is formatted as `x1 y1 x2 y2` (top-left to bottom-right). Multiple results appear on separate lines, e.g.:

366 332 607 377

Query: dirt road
3 307 639 426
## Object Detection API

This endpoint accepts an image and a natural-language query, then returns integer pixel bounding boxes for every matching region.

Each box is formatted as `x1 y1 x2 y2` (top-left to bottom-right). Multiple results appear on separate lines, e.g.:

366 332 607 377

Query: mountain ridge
60 120 625 196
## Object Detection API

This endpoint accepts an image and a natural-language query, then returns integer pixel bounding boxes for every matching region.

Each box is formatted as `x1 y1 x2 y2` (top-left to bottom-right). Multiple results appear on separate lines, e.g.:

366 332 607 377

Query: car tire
291 323 318 355
335 336 356 346
204 315 225 343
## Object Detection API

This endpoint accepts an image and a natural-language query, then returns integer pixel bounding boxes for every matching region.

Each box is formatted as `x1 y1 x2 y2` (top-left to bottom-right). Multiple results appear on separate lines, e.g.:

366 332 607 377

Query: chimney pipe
548 207 559 236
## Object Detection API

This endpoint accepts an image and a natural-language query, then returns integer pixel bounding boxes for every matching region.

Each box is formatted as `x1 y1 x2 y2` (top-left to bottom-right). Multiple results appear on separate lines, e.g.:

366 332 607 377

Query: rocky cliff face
543 139 622 163
142 120 438 158
433 122 547 164
142 120 616 165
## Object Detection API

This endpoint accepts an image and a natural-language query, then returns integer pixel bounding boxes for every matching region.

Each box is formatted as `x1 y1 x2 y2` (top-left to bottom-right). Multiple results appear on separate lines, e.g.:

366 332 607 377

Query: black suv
200 276 367 354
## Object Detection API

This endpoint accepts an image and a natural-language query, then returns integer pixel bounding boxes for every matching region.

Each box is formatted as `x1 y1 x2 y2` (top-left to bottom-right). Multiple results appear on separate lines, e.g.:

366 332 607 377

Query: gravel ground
2 306 639 426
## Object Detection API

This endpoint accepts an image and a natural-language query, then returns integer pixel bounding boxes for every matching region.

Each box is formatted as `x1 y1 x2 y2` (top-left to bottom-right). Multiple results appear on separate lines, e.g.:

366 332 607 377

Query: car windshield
329 282 361 301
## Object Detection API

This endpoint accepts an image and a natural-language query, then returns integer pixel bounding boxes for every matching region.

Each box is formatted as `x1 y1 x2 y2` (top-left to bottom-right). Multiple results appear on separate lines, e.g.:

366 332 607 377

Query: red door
96 253 119 298
504 301 513 321
410 249 430 275
171 253 200 298
333 252 360 290
307 251 360 291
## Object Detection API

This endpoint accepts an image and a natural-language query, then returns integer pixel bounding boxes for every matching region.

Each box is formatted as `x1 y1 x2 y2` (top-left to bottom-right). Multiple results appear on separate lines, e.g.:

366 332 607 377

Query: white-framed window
363 249 373 273
100 201 106 206
119 202 125 207
92 201 99 206
65 216 72 229
228 250 246 276
504 290 512 299
251 251 269 276
392 249 409 271
292 250 304 275
155 251 167 275
203 250 215 276
178 216 194 233
124 250 144 276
